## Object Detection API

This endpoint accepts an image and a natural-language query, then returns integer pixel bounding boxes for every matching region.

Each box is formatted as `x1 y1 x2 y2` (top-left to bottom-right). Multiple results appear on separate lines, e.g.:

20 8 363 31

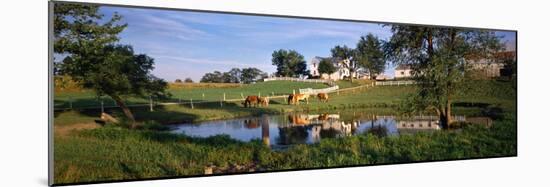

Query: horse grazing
259 97 270 107
290 94 309 105
243 95 260 108
317 93 329 103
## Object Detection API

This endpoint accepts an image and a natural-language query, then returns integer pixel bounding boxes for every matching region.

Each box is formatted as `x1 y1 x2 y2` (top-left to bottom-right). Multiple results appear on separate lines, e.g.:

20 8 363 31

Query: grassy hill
54 81 329 109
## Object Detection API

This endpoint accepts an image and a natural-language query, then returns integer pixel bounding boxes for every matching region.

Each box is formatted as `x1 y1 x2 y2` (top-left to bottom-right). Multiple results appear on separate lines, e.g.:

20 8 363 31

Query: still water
172 111 470 147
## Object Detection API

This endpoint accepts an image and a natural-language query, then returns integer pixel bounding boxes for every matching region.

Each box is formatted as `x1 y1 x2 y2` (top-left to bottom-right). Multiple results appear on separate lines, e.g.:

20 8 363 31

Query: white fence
375 80 416 86
299 86 340 95
263 77 337 86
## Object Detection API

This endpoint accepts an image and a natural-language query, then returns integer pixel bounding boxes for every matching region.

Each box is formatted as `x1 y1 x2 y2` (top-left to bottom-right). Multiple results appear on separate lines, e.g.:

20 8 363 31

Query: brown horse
317 93 329 103
243 95 260 107
292 94 309 105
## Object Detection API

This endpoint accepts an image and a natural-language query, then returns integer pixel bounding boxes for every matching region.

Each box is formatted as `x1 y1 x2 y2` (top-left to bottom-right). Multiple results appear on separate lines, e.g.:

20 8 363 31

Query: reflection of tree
277 126 309 145
367 125 388 138
320 128 339 138
261 116 270 146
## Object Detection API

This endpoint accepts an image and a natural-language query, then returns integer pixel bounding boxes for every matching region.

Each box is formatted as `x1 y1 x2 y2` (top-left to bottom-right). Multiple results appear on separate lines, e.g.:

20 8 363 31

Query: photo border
48 1 518 186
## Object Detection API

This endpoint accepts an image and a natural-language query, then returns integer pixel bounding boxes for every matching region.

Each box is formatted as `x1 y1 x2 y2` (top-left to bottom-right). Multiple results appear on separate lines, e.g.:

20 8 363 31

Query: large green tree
54 3 168 128
330 45 357 82
385 25 504 128
271 49 309 77
356 34 386 79
317 58 337 75
240 67 267 84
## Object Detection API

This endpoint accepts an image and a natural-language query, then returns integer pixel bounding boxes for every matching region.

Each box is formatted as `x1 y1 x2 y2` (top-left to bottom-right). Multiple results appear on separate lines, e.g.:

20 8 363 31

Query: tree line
199 67 267 84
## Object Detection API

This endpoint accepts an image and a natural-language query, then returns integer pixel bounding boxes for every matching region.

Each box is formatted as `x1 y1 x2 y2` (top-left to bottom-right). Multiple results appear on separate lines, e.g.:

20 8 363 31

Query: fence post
258 92 261 97
100 99 104 113
202 93 205 100
293 90 295 95
272 92 275 96
223 93 226 101
68 96 73 109
190 98 194 109
241 93 244 100
149 95 153 112
220 100 223 107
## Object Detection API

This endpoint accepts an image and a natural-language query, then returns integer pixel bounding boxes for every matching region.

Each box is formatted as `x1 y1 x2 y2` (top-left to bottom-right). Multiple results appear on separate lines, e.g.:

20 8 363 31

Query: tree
54 3 168 128
184 78 194 83
200 71 223 83
271 49 309 77
330 45 357 82
224 68 242 83
356 34 386 79
385 25 504 128
241 67 266 83
317 58 336 75
175 79 183 83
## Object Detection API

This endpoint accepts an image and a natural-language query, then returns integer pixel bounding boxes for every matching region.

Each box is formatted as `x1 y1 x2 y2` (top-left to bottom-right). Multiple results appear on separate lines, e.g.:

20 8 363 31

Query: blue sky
99 6 516 82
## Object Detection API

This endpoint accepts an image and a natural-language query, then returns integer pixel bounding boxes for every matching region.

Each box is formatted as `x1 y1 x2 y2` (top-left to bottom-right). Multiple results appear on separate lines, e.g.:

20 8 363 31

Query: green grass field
54 81 329 109
52 79 517 185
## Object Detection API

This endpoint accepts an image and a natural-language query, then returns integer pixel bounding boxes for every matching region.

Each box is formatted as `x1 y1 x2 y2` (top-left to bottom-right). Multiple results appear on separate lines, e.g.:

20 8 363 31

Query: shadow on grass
54 99 282 126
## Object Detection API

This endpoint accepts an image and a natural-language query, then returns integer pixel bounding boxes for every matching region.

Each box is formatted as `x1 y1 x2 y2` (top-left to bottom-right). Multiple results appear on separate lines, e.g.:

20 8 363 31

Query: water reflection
171 113 468 147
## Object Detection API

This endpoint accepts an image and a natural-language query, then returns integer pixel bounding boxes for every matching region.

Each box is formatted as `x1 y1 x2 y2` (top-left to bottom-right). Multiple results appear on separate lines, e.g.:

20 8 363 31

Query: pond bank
53 113 516 184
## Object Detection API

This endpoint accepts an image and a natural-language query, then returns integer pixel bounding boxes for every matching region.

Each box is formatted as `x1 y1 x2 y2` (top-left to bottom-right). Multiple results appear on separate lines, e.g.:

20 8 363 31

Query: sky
97 6 516 82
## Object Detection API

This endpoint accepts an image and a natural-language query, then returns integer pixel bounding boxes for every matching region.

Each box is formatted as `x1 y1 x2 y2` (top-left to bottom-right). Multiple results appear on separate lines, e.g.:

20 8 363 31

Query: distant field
335 79 374 89
54 81 329 109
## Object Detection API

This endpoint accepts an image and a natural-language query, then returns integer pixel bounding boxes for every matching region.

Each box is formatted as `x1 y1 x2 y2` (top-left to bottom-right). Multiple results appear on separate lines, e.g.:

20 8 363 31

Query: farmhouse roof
395 64 411 70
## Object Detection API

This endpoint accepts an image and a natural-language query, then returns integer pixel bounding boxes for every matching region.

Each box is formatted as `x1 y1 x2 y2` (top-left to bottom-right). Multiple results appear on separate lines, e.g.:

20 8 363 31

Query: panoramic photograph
51 2 517 185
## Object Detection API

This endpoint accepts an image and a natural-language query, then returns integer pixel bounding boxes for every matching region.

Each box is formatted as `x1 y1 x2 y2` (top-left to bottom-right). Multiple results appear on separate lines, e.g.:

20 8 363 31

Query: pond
171 111 472 147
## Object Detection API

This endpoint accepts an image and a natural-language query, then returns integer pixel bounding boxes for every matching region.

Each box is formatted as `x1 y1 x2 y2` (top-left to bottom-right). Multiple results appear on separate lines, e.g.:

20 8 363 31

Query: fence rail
299 86 339 95
263 77 337 86
375 80 416 86
55 79 416 111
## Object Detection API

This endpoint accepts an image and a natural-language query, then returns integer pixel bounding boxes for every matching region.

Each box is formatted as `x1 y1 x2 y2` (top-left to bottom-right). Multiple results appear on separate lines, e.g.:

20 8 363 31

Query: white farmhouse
309 56 369 80
394 64 412 79
466 51 516 78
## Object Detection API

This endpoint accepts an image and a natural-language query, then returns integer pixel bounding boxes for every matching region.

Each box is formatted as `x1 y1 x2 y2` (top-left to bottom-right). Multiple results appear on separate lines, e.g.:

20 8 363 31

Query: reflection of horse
317 113 329 121
244 119 259 129
288 114 310 125
319 121 357 138
287 94 309 105
317 93 329 103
